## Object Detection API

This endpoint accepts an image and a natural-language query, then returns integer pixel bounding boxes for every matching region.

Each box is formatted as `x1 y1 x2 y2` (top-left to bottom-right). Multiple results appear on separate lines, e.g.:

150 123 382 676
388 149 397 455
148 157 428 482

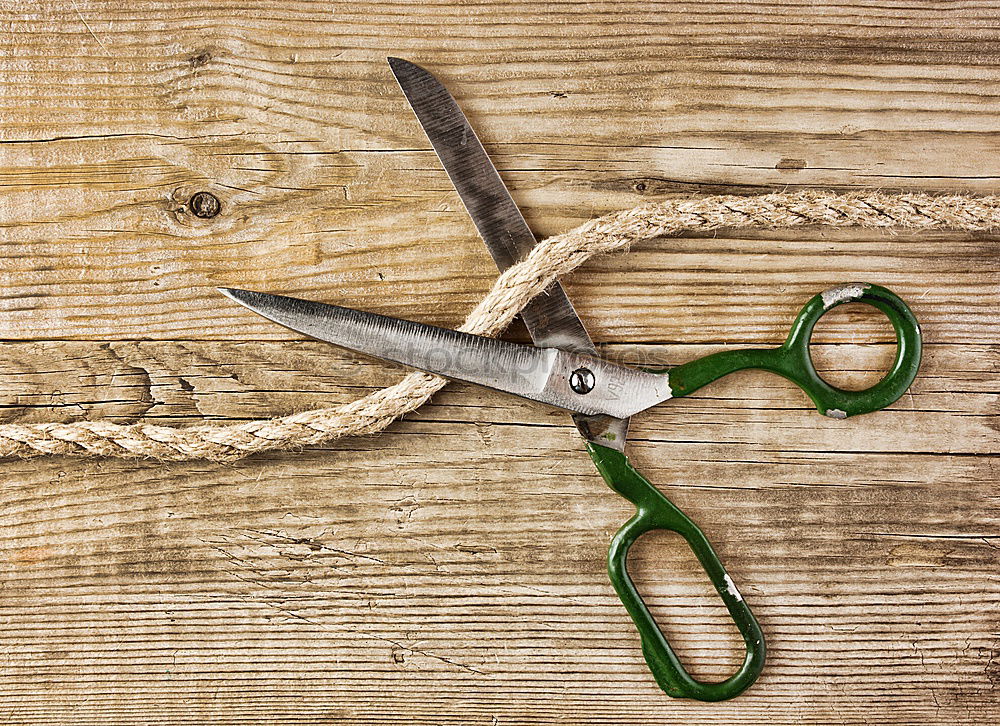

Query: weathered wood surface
1 1 998 723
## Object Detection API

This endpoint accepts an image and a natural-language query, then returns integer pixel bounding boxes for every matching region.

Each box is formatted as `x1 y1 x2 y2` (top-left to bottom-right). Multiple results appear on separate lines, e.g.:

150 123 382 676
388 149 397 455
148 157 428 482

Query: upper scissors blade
388 57 595 355
219 288 671 420
389 57 630 449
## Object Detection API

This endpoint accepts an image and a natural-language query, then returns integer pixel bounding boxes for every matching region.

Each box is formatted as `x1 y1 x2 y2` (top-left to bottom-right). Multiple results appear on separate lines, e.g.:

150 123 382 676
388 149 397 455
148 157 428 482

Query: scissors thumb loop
667 283 921 420
780 282 922 419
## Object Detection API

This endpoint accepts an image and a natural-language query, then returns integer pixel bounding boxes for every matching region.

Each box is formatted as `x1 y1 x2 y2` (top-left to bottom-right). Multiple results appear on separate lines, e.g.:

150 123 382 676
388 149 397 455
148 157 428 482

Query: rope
2 191 998 463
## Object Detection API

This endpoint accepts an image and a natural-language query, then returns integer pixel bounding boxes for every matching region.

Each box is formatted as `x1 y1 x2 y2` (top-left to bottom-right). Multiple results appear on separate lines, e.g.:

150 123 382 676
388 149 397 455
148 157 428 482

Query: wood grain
1 1 998 723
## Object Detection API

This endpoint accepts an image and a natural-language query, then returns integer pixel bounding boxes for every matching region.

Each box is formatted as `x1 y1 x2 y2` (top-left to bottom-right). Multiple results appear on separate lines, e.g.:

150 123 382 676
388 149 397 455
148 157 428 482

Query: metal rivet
569 368 595 395
189 191 221 219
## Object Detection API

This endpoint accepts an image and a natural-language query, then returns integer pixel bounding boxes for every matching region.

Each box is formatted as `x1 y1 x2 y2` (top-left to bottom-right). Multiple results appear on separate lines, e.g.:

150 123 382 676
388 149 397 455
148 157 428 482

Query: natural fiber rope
3 191 998 463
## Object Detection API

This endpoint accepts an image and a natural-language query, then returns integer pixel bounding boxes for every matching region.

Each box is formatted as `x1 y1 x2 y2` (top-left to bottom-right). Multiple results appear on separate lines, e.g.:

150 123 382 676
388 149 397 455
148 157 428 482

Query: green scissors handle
668 282 922 418
587 283 921 701
589 442 765 701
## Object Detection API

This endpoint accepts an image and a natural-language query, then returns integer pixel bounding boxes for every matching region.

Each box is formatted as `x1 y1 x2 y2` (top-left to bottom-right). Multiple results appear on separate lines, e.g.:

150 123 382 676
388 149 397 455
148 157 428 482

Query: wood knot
776 157 807 170
188 51 212 68
189 191 221 219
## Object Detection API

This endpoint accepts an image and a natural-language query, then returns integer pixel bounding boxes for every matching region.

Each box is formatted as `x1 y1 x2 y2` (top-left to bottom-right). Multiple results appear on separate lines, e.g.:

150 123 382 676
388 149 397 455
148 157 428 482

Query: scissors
219 58 922 701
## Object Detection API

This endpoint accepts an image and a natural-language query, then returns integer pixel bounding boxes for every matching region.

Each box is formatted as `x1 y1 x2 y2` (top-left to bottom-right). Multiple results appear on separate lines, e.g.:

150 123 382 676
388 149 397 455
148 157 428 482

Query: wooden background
1 1 998 723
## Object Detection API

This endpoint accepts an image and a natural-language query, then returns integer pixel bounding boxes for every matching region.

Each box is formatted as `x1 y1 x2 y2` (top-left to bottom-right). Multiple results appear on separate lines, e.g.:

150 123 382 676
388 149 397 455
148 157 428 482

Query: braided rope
3 191 998 462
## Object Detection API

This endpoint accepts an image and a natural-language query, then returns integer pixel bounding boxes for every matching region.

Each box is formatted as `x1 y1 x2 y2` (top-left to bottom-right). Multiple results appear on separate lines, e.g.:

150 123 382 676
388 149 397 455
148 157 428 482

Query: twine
2 191 998 463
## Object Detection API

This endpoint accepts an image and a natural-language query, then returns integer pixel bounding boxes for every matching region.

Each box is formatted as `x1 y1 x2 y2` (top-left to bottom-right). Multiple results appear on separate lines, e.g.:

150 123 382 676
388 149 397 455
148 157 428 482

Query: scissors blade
219 288 671 420
388 57 594 355
389 57 630 449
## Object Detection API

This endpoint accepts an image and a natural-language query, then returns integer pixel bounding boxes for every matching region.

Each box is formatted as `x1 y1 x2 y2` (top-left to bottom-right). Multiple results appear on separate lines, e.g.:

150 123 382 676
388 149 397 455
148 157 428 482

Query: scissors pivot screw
569 367 596 394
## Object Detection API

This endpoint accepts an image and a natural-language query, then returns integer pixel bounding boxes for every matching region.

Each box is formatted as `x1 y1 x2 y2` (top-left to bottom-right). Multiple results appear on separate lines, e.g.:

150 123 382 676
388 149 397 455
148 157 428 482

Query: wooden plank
5 218 1000 344
1 1 998 723
0 340 996 455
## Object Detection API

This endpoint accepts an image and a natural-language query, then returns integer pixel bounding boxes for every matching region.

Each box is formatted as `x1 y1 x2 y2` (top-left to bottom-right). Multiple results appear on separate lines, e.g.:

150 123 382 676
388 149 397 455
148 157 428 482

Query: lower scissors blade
219 288 670 420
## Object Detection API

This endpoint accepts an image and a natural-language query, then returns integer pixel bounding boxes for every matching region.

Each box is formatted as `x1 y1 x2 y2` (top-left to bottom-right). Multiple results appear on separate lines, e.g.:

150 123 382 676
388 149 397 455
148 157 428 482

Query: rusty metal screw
189 191 221 218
